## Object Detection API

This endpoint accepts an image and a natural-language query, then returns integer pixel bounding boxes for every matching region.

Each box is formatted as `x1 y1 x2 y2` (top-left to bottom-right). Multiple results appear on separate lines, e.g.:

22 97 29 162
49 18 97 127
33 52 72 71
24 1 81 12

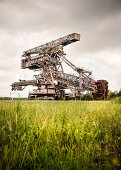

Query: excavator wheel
92 80 108 100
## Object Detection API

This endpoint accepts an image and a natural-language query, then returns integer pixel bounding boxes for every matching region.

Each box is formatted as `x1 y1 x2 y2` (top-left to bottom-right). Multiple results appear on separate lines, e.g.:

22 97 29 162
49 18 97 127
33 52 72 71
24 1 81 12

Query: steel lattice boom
12 33 108 100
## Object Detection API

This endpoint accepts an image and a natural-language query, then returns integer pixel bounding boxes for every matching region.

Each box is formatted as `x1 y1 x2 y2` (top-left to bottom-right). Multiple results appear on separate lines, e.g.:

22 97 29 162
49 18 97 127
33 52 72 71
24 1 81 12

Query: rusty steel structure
12 33 108 100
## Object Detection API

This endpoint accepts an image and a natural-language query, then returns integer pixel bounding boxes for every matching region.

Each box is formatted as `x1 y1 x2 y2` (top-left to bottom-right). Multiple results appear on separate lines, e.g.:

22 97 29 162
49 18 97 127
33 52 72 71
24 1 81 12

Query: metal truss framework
12 33 108 100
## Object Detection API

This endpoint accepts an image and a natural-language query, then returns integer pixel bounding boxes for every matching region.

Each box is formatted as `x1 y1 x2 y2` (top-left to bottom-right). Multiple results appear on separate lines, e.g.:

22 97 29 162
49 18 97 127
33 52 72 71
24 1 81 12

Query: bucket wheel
92 80 108 100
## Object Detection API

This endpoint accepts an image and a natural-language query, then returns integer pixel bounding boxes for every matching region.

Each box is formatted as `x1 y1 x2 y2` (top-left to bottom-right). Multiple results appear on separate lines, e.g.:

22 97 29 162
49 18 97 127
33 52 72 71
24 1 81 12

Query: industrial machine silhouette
12 33 108 100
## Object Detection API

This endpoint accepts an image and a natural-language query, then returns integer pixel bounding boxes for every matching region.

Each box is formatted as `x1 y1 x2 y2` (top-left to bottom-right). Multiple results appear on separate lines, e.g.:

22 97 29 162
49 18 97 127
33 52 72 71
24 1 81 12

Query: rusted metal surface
92 80 108 100
12 33 108 100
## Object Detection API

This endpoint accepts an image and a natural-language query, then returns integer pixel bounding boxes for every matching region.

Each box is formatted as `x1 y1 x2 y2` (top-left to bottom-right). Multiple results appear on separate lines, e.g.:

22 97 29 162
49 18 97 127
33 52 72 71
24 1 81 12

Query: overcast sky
0 0 121 97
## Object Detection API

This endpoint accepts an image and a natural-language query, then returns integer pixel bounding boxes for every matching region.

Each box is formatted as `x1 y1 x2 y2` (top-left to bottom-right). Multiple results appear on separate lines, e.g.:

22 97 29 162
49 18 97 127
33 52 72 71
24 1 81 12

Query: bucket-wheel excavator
11 33 108 100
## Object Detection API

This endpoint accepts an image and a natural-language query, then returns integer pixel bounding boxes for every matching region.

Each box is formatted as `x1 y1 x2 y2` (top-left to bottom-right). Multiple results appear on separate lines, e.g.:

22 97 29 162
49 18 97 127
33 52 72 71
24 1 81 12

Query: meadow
0 100 121 169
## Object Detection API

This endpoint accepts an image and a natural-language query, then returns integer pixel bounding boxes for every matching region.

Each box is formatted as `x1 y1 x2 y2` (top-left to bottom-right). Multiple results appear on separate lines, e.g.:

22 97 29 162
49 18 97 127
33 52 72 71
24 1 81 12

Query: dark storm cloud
0 0 121 33
0 0 121 52
0 0 121 96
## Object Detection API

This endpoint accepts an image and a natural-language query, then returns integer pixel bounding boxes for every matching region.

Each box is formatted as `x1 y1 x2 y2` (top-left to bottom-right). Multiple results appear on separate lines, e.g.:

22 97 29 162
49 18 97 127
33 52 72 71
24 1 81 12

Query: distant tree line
107 89 121 100
0 89 121 101
81 92 94 101
0 97 27 100
81 89 121 101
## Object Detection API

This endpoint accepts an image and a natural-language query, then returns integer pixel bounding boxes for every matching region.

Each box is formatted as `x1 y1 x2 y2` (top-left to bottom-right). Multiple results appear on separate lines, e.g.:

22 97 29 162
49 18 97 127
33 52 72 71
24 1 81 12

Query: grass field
0 100 121 169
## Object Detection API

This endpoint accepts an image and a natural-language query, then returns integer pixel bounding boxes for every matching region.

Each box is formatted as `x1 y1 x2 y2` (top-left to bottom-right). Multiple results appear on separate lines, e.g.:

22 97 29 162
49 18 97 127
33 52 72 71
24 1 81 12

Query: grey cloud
0 0 121 96
0 0 121 33
0 0 121 52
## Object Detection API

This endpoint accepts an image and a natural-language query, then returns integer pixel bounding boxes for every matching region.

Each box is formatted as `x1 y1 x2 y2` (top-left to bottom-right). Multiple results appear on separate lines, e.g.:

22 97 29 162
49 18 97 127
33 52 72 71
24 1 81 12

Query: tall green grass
0 100 121 169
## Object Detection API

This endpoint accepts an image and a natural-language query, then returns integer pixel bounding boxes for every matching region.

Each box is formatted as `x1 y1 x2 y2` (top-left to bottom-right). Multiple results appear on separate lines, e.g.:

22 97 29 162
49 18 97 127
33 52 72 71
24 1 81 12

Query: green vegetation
0 100 121 169
81 92 94 100
0 97 27 100
107 89 121 100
